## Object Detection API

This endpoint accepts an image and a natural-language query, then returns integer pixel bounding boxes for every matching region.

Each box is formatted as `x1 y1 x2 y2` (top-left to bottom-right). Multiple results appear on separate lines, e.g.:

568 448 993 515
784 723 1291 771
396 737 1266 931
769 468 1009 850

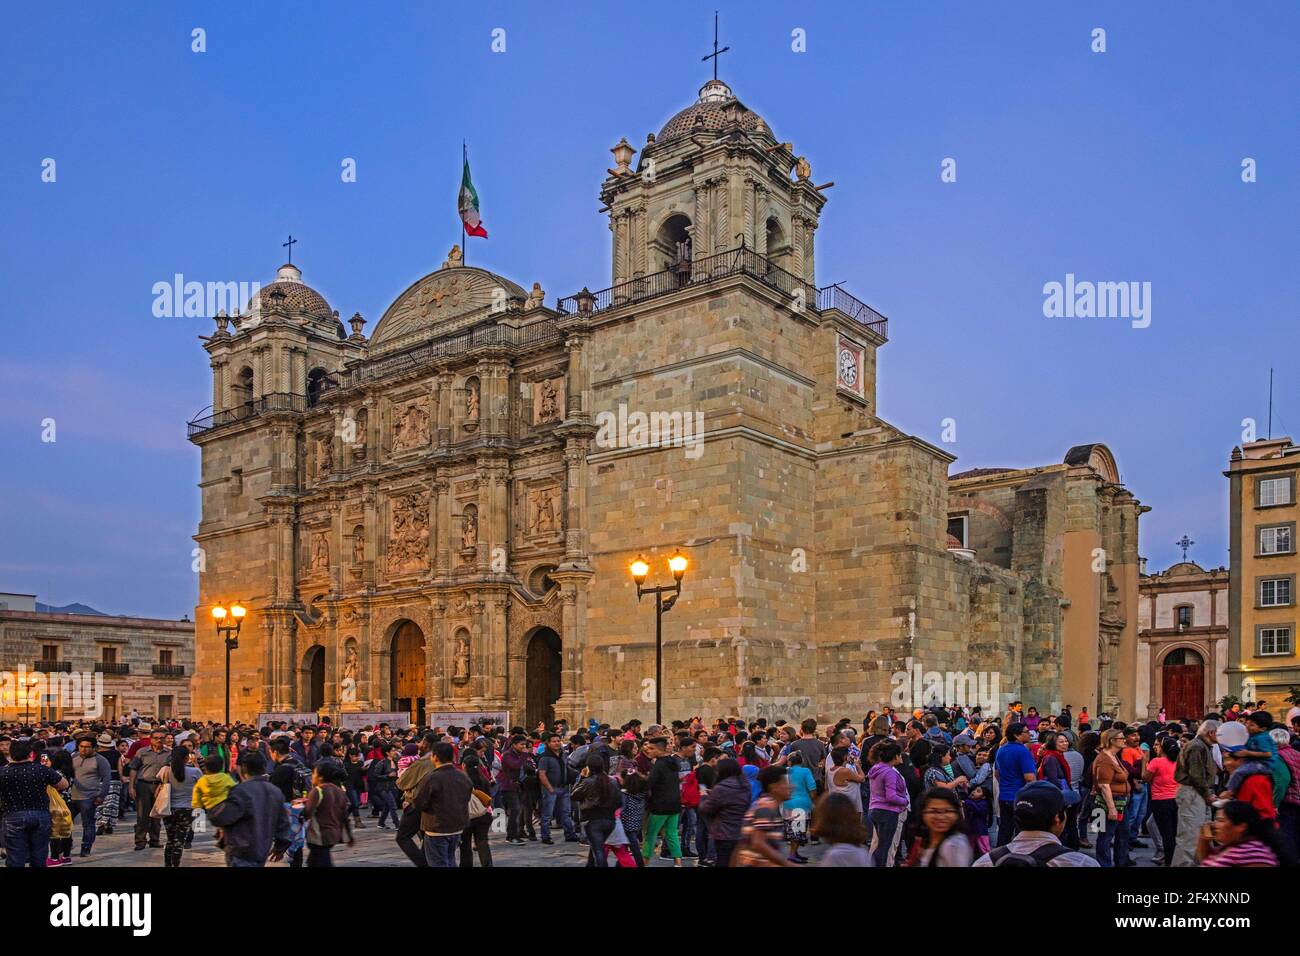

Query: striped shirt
1200 839 1279 867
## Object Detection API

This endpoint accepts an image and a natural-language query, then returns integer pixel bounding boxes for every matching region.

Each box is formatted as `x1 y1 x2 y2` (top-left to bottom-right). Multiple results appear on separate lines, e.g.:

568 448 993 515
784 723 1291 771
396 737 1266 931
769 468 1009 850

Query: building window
1258 525 1293 555
947 515 969 549
1260 578 1293 607
1176 605 1193 628
158 695 174 720
1258 626 1293 656
101 647 117 665
1258 476 1294 508
40 645 58 663
159 649 174 666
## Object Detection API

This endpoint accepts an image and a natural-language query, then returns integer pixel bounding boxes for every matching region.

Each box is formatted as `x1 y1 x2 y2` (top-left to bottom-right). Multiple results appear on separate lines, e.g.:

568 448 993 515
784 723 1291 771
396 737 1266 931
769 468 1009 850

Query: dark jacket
647 754 682 815
699 773 751 840
208 777 293 866
304 782 352 847
291 741 320 768
412 764 472 835
498 749 528 792
571 773 621 822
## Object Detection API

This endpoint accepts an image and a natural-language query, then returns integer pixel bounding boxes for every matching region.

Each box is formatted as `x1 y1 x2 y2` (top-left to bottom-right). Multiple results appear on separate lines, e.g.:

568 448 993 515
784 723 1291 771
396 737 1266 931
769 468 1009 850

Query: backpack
988 843 1072 867
287 757 312 798
681 769 701 808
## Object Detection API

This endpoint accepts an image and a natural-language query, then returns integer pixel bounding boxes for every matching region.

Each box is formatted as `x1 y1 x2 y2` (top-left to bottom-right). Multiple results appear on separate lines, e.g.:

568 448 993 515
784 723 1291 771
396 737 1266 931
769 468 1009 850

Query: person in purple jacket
867 742 909 867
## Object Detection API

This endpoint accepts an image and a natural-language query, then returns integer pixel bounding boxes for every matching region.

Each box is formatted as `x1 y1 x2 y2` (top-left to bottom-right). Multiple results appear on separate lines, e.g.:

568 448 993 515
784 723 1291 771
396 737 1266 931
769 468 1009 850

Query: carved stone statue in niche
392 400 430 452
525 282 545 311
351 525 365 567
387 491 429 573
351 408 368 461
535 377 563 424
340 639 358 704
317 435 333 478
529 488 561 536
461 506 478 551
465 379 480 421
453 631 470 681
310 531 330 573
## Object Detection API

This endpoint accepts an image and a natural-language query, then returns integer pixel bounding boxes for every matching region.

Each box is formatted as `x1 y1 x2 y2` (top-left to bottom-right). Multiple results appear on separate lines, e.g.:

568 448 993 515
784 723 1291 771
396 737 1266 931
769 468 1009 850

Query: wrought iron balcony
556 246 888 341
152 663 187 677
33 660 72 672
187 392 307 440
95 662 130 675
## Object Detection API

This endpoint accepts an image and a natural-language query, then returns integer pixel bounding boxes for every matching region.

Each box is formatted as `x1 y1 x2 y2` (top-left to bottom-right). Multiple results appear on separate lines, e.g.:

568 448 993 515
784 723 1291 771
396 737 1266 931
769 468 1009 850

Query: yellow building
1226 438 1300 707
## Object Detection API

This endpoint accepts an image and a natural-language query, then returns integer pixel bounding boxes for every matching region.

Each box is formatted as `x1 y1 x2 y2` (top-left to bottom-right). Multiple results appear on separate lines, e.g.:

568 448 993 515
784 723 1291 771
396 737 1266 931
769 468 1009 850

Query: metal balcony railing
34 660 72 672
95 662 130 675
152 663 187 677
187 392 306 439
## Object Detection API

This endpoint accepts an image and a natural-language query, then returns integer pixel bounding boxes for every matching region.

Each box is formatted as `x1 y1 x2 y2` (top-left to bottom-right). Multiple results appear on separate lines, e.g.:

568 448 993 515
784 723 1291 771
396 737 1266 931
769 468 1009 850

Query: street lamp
629 550 689 726
212 602 246 724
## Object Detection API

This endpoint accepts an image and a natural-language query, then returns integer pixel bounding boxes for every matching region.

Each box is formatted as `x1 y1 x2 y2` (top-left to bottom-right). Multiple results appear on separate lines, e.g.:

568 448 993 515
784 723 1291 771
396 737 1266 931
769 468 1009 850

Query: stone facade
190 79 1143 727
0 596 194 722
948 443 1146 717
1226 438 1300 707
1137 561 1228 719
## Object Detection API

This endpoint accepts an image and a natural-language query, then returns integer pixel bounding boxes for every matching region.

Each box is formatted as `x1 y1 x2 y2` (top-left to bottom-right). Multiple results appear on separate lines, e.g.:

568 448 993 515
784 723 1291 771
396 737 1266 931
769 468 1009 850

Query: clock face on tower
838 348 858 386
836 337 864 398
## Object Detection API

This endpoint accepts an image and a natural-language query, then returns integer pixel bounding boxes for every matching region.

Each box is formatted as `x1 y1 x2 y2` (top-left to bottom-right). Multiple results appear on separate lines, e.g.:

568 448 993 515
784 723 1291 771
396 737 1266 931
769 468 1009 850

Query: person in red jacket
1219 749 1276 822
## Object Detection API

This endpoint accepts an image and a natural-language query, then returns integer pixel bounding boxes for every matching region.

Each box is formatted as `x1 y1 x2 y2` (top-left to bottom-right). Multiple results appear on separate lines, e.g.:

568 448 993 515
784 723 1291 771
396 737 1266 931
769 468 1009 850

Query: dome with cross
245 263 334 320
656 79 773 145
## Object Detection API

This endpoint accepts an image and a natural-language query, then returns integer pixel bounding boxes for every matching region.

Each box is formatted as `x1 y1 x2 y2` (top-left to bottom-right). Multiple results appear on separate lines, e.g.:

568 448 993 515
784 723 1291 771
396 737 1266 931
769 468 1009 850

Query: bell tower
600 79 828 288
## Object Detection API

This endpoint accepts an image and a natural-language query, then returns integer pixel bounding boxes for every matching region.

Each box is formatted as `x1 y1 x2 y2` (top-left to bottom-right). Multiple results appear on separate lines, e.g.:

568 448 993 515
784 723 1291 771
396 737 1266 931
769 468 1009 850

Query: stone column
428 599 449 707
434 474 451 575
564 332 590 419
551 579 591 725
260 617 276 715
488 593 509 706
563 437 589 561
362 487 377 589
211 359 225 412
323 621 339 715
328 499 344 595
436 371 453 446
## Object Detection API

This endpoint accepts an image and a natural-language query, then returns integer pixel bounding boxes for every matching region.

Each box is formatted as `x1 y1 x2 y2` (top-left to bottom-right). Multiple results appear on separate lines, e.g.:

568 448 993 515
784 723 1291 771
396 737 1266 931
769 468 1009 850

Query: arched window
232 366 254 414
306 367 329 407
765 216 790 270
655 214 693 273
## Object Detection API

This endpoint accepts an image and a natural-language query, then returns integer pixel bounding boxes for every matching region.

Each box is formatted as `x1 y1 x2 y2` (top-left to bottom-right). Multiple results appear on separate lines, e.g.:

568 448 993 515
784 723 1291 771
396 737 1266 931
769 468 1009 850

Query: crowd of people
2 699 1298 868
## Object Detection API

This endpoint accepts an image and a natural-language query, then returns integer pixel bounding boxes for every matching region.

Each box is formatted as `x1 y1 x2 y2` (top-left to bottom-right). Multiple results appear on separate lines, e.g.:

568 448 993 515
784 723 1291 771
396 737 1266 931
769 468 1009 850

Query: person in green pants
641 737 684 866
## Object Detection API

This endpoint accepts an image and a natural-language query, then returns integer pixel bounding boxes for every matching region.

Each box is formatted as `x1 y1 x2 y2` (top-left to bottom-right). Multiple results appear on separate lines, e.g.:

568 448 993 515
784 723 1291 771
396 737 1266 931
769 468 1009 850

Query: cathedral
189 78 1144 727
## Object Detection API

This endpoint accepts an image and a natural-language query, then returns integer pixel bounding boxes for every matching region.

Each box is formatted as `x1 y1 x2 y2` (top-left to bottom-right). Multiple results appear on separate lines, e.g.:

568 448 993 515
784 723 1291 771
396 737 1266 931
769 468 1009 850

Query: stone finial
646 132 656 145
214 311 230 337
349 311 366 340
610 137 635 175
443 244 464 269
795 156 812 181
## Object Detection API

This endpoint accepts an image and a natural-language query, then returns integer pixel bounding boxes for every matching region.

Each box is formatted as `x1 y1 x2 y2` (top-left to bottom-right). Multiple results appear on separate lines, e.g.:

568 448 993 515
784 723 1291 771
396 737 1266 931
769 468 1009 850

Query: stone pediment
370 264 527 350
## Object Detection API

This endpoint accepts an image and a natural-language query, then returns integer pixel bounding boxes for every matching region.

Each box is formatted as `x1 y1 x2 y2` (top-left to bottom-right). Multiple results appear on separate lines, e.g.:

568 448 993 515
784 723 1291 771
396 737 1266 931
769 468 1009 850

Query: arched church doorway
1160 647 1205 721
525 627 562 730
303 645 325 713
390 620 426 726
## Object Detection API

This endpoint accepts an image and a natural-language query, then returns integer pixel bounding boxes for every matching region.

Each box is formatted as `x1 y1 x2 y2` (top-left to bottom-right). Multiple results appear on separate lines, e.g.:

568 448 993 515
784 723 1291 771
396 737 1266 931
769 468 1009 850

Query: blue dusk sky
0 1 1296 618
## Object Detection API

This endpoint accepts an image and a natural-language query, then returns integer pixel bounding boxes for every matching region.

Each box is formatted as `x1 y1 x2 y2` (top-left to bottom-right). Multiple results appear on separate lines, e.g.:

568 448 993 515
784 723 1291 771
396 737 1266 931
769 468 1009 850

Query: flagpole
462 141 467 268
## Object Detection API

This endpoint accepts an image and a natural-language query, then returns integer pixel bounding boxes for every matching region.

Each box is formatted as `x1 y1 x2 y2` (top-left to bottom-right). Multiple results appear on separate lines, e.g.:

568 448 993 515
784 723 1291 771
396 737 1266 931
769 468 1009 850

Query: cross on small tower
282 234 298 264
1176 534 1194 561
701 10 730 81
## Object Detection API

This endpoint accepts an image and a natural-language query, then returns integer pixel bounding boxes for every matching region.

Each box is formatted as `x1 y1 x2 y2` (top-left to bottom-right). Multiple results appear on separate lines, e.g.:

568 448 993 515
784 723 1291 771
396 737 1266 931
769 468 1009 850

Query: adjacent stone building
189 78 1144 726
947 445 1147 718
1226 438 1300 707
1137 561 1228 719
0 593 194 722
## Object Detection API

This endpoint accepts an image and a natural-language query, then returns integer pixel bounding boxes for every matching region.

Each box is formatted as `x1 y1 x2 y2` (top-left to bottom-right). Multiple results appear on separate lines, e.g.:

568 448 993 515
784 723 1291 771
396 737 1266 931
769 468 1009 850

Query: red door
1161 652 1205 721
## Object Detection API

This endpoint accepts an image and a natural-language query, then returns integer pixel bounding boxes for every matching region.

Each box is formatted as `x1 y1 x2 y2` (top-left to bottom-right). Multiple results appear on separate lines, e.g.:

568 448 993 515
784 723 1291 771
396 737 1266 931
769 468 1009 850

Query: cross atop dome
701 10 730 82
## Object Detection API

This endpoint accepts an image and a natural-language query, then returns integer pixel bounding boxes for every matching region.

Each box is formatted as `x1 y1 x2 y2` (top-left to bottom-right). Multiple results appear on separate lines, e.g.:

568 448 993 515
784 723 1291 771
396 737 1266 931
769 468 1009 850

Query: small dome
946 533 963 549
657 80 771 144
246 263 333 319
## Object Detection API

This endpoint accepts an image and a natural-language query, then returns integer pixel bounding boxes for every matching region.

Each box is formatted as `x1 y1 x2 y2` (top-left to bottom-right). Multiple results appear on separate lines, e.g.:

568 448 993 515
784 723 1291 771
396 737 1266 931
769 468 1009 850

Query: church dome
656 79 771 143
247 263 334 319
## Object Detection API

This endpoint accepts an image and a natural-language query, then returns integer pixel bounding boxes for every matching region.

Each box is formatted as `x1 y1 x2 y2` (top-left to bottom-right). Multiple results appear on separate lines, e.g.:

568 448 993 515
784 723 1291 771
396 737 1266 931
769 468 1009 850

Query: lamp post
211 602 246 724
629 550 689 726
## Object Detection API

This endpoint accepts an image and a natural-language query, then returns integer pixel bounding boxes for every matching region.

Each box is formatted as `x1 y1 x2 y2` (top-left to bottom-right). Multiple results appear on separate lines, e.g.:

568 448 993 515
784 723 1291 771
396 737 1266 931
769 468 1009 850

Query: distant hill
36 601 108 616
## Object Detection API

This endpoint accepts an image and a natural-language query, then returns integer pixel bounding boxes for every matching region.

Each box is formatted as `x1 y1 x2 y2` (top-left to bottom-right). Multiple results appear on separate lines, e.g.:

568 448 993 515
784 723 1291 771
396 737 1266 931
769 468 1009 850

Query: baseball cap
1013 781 1065 822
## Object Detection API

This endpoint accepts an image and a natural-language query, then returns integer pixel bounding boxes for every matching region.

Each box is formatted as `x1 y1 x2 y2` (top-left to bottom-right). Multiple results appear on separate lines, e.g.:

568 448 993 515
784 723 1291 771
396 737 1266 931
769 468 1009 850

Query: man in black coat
209 751 293 867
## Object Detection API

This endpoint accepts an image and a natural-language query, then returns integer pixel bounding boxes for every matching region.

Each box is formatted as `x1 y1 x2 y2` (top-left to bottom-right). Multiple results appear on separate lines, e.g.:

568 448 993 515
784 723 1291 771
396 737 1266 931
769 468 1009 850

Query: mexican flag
459 145 487 238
